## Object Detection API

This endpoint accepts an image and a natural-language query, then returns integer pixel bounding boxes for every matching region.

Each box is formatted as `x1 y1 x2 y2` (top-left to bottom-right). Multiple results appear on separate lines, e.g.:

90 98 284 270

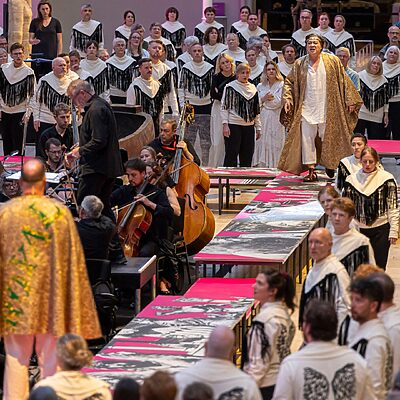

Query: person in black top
110 158 174 257
66 79 124 219
148 118 201 166
29 0 62 78
77 195 116 260
43 137 63 172
37 102 73 159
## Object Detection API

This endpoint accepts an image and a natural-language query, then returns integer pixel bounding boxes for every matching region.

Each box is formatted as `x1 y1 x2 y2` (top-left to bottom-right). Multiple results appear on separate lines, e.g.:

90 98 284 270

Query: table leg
218 178 223 215
135 289 141 315
226 179 230 209
151 273 156 300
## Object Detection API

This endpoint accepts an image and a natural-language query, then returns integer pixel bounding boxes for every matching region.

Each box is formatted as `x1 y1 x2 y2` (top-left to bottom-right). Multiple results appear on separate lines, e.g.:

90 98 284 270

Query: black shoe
325 168 335 178
111 254 127 264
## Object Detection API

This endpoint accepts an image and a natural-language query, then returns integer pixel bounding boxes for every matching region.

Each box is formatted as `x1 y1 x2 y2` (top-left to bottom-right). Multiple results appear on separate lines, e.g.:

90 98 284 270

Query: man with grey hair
175 326 262 400
291 9 316 57
77 195 115 259
176 35 199 72
378 25 400 60
225 33 246 64
336 46 360 90
236 13 267 50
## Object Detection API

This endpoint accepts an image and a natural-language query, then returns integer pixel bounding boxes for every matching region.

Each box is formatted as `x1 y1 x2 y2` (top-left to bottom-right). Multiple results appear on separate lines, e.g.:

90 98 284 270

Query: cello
171 103 215 255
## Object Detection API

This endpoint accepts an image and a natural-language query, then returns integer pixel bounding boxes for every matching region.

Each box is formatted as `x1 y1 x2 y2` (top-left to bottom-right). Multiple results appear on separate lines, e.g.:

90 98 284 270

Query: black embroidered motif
325 37 355 57
218 387 245 400
222 86 260 122
133 86 164 117
386 73 400 100
340 245 369 276
332 363 356 399
158 69 173 99
72 24 103 52
0 72 35 107
303 367 330 399
276 324 291 362
107 62 137 92
338 314 352 346
86 68 109 95
385 341 393 391
336 161 351 191
343 179 398 225
162 27 186 49
291 38 307 57
359 80 389 112
179 67 214 98
38 81 70 113
351 338 368 357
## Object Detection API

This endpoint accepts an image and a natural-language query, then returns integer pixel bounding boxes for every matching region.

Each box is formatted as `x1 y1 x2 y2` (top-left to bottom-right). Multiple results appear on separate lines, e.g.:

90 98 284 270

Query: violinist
43 137 63 172
111 158 174 257
148 118 201 166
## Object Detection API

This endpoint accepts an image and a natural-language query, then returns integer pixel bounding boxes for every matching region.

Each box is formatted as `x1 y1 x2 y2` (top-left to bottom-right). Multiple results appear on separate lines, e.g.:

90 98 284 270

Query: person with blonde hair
209 53 235 166
253 61 285 167
34 333 111 399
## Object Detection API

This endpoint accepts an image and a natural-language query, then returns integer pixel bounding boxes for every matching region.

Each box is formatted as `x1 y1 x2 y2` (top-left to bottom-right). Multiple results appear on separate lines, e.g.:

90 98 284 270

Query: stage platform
369 140 400 157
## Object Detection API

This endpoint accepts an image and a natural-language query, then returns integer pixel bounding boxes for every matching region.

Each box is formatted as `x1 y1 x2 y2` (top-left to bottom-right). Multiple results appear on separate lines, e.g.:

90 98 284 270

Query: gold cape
278 52 363 174
0 195 101 338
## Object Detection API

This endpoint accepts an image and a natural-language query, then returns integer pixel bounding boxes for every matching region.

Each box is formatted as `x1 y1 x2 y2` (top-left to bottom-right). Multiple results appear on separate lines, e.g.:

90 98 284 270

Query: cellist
110 158 174 257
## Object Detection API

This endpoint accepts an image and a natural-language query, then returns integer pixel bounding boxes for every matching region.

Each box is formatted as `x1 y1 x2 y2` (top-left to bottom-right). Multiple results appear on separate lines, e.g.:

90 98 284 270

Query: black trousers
260 385 275 400
224 124 255 167
1 112 24 156
34 121 54 153
77 173 115 220
389 101 400 140
360 223 390 270
355 118 386 140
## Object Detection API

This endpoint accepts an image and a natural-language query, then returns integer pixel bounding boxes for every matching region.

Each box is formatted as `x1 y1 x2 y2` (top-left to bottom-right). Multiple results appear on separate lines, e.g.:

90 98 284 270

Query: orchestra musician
43 137 63 172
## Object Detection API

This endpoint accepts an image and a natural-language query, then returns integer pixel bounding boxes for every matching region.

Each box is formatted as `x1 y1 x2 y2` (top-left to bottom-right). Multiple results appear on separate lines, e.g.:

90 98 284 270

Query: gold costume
278 52 363 175
0 195 101 339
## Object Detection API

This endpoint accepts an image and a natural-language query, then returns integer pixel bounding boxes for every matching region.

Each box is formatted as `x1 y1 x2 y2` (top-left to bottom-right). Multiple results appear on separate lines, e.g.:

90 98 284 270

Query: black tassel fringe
0 73 35 107
38 81 70 113
340 245 370 276
158 69 173 99
326 37 355 57
86 68 110 96
223 86 260 122
336 161 351 191
162 27 186 49
107 63 137 92
179 68 214 99
386 73 400 100
133 86 164 117
72 24 103 51
360 81 388 113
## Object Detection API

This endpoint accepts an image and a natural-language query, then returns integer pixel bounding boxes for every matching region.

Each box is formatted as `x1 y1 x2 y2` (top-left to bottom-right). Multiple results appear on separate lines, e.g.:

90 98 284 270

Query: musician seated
36 102 74 159
76 195 116 260
148 118 201 166
43 138 63 172
0 174 21 203
110 158 174 257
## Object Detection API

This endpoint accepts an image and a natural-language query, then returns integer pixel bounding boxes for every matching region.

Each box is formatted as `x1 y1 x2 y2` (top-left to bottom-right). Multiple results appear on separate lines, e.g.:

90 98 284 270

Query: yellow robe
278 52 363 174
0 195 101 338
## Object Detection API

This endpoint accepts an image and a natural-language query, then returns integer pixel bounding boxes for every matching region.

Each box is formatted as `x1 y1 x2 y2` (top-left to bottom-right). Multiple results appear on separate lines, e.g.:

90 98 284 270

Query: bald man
299 228 351 329
175 326 262 400
0 159 101 399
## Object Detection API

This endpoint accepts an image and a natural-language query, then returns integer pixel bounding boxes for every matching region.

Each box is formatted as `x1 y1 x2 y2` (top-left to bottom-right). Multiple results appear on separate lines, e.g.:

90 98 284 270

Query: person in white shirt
144 22 176 62
349 276 393 400
230 5 251 35
176 36 198 72
225 33 246 64
273 299 376 400
175 326 262 400
115 10 136 45
237 13 267 50
162 6 186 56
277 44 297 78
291 9 316 57
194 6 225 45
203 26 227 66
243 269 296 400
315 12 333 36
245 47 263 86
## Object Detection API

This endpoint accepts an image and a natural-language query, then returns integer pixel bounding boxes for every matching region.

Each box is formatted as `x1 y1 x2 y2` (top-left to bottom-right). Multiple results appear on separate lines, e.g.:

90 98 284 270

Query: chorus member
58 52 79 81
336 46 360 90
34 334 111 399
245 47 263 86
128 31 150 62
299 228 351 329
31 57 72 140
37 102 73 159
383 46 400 149
331 198 375 276
127 58 164 134
176 36 198 72
144 22 176 62
80 41 110 102
98 48 109 62
349 277 393 400
237 13 267 50
324 15 356 64
0 42 35 156
278 44 296 78
140 145 157 163
315 12 333 36
115 10 135 44
336 133 367 191
291 10 316 57
69 50 85 76
273 300 376 400
162 7 186 56
203 27 227 66
356 56 389 139
279 33 362 181
230 5 250 34
178 43 214 165
159 43 179 114
66 80 124 219
343 147 399 269
43 137 63 172
247 37 265 67
106 38 136 104
148 118 200 166
379 25 400 60
261 34 278 63
0 47 8 65
0 159 101 400
225 33 246 64
194 6 225 45
243 269 296 400
209 53 235 167
0 35 10 62
318 186 340 231
253 61 284 168
70 3 103 58
110 158 173 257
29 0 62 77
221 63 261 167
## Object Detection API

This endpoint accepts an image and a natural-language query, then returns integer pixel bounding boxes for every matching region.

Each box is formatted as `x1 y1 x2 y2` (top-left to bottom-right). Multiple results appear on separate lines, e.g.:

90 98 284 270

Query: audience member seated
141 371 177 400
175 325 262 400
34 333 112 399
182 382 213 400
113 377 140 400
43 137 63 172
76 195 115 260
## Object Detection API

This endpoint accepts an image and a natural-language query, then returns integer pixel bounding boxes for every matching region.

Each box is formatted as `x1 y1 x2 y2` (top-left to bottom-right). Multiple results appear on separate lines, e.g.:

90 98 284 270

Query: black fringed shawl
72 24 103 52
115 30 128 44
107 63 137 92
222 86 260 122
0 72 35 107
359 80 388 112
241 320 270 368
340 245 369 276
194 28 205 45
158 69 173 99
343 179 398 226
179 67 214 98
86 68 109 96
386 73 400 99
291 38 307 57
249 73 262 87
325 36 356 57
338 314 352 345
133 86 164 117
38 81 70 113
161 27 186 49
336 161 351 192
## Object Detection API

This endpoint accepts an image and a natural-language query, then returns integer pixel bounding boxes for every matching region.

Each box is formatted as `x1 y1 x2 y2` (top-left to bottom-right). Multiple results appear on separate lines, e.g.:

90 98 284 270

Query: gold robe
278 52 363 174
0 195 101 338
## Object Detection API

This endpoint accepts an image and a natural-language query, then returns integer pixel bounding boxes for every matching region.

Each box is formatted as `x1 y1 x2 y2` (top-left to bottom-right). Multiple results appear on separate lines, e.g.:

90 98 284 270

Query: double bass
171 103 215 255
